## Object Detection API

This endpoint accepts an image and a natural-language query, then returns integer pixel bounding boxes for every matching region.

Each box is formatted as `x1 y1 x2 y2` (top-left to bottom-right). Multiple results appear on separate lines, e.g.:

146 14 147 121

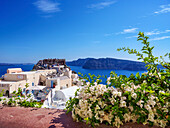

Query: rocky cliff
66 58 93 66
33 59 66 70
67 58 148 71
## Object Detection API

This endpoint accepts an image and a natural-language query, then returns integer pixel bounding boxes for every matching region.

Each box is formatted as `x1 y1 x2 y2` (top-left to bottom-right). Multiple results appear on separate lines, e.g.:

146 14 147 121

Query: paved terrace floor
0 106 165 128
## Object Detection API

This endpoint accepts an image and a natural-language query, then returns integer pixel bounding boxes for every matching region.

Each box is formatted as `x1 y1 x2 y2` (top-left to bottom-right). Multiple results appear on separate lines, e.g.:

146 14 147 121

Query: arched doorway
6 90 9 98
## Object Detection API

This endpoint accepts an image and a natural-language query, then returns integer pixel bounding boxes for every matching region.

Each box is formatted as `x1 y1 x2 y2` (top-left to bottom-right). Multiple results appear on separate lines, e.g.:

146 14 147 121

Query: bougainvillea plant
66 32 170 128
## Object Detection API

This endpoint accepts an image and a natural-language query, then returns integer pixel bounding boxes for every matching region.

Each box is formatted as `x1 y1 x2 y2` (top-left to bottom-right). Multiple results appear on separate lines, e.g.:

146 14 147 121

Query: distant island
67 58 152 71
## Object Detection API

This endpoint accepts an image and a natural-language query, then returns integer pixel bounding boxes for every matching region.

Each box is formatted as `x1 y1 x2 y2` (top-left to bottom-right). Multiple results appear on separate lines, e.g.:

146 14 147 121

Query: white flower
131 113 138 123
102 114 112 124
121 96 126 101
144 104 152 111
86 82 90 86
143 80 147 83
148 112 154 122
162 108 168 113
117 91 122 97
131 93 137 99
149 73 154 76
95 113 100 120
113 116 123 128
113 91 118 98
121 84 125 87
147 100 156 108
123 113 131 122
72 110 78 121
107 77 111 85
128 106 134 111
110 98 116 105
107 81 111 85
134 85 141 90
120 101 126 107
159 90 165 94
98 111 105 116
159 119 168 128
149 95 155 100
137 100 144 108
107 77 111 81
124 86 133 92
96 105 100 110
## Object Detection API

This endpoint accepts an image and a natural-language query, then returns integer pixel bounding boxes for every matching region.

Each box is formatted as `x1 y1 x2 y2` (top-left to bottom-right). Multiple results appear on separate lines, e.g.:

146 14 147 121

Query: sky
0 0 170 63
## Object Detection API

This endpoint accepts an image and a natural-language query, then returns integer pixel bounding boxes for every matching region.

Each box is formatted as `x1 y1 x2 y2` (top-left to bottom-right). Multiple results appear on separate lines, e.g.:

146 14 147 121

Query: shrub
0 83 42 108
66 32 170 128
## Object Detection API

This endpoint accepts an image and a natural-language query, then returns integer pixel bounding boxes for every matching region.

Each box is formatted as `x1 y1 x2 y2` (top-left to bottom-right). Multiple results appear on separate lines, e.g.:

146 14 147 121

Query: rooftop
9 69 57 75
48 76 69 80
7 68 22 70
10 71 37 75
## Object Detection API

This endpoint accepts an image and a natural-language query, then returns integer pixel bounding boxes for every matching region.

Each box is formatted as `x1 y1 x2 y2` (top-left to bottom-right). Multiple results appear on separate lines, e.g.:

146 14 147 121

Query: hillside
67 58 148 71
66 58 93 66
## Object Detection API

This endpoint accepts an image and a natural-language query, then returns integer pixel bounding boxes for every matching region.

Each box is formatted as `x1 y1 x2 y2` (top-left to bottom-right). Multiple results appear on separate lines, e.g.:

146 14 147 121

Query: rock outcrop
33 59 66 70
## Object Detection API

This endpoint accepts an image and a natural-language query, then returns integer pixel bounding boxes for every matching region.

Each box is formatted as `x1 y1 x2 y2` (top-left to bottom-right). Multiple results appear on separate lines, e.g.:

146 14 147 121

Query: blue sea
0 64 34 77
0 65 146 84
69 66 146 84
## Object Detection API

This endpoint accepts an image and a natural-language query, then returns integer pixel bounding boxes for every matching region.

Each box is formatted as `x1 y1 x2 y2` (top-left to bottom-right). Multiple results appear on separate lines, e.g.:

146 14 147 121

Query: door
6 90 9 98
51 81 53 88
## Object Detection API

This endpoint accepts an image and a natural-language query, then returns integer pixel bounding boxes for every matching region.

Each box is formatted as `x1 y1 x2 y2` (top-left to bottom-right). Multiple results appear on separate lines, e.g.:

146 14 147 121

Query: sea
0 64 35 77
0 64 146 84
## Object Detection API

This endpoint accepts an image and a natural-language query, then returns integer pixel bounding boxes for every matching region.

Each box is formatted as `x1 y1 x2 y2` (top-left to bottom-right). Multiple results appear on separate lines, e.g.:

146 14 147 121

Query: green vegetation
0 83 43 108
66 32 170 128
0 89 4 102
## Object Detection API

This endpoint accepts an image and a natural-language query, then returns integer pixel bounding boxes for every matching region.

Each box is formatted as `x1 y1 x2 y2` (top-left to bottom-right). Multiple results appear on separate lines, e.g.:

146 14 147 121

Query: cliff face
82 58 147 71
66 58 93 66
67 58 148 71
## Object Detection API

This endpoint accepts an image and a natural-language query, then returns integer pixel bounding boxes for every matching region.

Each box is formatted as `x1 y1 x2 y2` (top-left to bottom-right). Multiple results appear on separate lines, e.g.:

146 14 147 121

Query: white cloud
88 1 116 9
154 4 170 14
126 29 170 38
146 29 170 36
150 36 170 41
34 0 60 13
117 28 138 34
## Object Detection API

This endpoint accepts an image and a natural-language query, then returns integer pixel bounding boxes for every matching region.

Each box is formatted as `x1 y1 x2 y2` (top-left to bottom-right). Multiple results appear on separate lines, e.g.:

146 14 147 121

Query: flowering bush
66 32 170 128
0 84 42 108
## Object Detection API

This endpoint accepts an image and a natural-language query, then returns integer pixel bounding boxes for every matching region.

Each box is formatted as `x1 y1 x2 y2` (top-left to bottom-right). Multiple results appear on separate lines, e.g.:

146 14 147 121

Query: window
17 75 23 79
1 84 8 87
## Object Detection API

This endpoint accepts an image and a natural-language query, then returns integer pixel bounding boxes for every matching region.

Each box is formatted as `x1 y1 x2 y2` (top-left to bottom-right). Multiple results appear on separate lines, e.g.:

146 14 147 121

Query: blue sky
0 0 170 63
